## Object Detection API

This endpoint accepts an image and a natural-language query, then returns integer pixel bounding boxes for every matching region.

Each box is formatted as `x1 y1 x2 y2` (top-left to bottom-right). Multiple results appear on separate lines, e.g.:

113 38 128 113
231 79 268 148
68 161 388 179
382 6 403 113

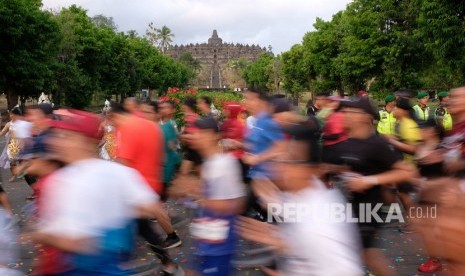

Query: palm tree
157 25 174 54
145 22 159 47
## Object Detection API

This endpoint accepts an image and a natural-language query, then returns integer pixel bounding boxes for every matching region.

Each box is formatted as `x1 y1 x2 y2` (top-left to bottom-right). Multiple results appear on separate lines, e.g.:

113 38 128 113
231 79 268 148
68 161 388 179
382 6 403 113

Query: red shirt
322 112 349 146
221 119 245 158
116 115 163 194
34 173 72 275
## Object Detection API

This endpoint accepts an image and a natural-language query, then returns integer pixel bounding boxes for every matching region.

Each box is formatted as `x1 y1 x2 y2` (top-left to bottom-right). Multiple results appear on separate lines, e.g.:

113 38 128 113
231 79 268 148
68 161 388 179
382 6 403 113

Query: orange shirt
116 115 163 194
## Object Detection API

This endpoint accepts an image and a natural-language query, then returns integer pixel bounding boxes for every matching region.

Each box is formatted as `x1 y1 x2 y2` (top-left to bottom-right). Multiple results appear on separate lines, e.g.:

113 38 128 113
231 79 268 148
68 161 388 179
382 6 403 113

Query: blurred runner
328 98 417 276
20 136 70 275
29 110 180 275
221 102 247 182
187 116 246 276
179 97 202 176
238 122 363 276
110 102 182 250
0 207 21 276
387 98 422 232
158 101 182 201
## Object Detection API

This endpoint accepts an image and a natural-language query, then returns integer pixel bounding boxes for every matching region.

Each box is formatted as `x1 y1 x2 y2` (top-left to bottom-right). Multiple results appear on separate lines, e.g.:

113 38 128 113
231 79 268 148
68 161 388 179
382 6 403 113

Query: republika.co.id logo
267 203 437 223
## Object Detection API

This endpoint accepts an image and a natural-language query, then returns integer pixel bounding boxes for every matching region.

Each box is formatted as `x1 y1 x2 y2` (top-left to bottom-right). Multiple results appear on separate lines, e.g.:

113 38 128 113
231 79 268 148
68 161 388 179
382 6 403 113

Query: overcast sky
41 0 352 54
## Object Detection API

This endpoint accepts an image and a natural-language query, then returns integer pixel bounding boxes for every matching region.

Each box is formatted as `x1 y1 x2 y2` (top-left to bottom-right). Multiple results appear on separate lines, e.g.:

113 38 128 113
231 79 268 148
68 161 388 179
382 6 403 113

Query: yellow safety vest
435 106 453 131
377 109 396 135
413 105 430 121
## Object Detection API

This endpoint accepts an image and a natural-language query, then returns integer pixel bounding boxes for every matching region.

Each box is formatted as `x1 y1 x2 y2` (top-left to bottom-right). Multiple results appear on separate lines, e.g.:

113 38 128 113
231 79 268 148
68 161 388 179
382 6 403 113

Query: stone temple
166 30 267 89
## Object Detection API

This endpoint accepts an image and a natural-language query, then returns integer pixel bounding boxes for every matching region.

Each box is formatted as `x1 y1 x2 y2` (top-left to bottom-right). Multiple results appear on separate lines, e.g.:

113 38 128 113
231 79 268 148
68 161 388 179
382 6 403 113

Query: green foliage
160 87 243 126
0 0 60 108
49 6 192 108
281 0 464 98
0 2 193 109
242 53 275 90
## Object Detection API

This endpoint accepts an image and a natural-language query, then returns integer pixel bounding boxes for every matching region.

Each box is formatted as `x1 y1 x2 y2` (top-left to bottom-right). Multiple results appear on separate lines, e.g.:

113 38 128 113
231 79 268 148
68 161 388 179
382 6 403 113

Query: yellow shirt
395 117 422 163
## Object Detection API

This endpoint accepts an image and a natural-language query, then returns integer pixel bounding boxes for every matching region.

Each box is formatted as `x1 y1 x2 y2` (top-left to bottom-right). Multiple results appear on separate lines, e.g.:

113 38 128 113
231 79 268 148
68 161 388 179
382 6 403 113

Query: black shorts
0 184 4 193
184 146 202 165
359 221 382 248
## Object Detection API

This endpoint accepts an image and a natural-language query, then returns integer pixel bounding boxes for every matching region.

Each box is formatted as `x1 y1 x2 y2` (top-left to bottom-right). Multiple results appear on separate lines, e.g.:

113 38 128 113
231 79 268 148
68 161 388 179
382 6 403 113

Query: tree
52 5 101 108
91 14 117 30
242 53 274 90
416 0 465 88
282 45 309 96
0 0 60 109
157 25 174 54
179 52 201 74
145 22 159 47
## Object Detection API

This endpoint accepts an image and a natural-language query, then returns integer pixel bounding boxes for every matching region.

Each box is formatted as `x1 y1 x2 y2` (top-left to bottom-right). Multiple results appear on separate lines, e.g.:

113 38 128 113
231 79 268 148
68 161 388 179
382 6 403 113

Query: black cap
395 98 413 111
194 117 219 133
340 98 378 117
38 103 53 115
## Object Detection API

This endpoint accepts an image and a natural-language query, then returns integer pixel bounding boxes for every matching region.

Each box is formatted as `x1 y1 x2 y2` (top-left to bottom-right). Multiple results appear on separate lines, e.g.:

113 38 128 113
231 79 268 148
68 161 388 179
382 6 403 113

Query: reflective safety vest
377 109 396 135
435 105 453 131
413 105 430 121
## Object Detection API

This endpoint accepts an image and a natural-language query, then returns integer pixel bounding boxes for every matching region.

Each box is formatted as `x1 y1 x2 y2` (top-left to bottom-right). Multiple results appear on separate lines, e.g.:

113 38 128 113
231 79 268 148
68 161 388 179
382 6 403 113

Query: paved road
0 141 448 275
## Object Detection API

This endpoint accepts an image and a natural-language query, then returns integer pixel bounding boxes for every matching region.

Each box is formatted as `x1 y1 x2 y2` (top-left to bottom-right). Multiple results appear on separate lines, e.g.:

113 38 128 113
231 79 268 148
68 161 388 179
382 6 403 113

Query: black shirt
330 134 401 204
306 106 319 117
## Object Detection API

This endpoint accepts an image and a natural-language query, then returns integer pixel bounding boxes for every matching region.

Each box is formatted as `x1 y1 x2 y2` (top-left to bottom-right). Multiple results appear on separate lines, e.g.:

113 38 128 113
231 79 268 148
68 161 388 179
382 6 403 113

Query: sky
41 0 352 54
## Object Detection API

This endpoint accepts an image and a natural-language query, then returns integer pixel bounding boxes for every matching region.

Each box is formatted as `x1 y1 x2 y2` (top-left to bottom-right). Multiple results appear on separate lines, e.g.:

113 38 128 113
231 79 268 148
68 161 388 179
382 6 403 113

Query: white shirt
201 153 246 200
39 159 158 239
11 119 31 139
277 179 363 276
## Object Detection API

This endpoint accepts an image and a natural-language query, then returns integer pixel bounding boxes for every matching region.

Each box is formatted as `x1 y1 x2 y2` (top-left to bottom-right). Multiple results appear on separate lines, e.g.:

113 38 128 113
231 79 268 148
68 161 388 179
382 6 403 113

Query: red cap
50 109 103 140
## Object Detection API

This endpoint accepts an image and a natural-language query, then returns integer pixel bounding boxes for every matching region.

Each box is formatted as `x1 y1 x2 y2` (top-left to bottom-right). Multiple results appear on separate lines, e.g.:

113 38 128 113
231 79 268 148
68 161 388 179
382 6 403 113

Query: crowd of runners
1 86 465 276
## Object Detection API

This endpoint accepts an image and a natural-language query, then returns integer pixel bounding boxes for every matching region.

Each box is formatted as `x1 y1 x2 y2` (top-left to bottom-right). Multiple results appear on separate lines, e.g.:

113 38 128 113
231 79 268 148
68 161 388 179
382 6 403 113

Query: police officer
435 91 453 131
413 91 430 121
377 95 397 135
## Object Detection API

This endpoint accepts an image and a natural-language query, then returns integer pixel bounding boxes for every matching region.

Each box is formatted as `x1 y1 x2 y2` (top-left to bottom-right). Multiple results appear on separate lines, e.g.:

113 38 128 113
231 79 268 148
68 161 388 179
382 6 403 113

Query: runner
186 116 246 276
28 110 180 275
158 101 181 196
20 137 70 275
123 97 143 117
0 108 31 182
0 206 21 276
178 97 201 176
109 102 182 251
386 97 422 232
237 122 362 276
220 102 247 181
328 98 417 276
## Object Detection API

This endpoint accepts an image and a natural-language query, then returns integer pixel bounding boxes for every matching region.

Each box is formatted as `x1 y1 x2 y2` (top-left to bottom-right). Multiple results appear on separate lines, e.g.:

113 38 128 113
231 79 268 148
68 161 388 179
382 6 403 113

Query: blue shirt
244 112 284 179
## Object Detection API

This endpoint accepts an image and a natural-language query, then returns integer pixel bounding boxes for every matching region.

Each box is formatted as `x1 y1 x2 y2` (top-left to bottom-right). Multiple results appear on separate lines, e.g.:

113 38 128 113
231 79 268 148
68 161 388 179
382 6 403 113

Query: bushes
159 87 243 126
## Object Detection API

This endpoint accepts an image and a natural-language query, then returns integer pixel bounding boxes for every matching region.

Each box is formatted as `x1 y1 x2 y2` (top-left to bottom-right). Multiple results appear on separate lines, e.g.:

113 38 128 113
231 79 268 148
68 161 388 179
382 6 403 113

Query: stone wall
166 30 266 88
